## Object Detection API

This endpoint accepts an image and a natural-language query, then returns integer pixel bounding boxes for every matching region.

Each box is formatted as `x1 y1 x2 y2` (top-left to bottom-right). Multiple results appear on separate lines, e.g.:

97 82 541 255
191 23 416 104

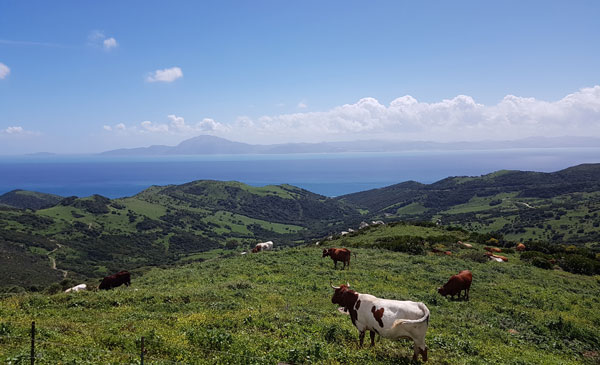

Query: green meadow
1 224 599 364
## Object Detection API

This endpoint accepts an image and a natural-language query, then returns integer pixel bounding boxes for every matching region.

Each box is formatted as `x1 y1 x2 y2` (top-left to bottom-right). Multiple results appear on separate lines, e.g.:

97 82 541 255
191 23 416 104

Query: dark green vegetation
1 223 599 364
0 190 63 210
339 164 600 245
0 181 359 288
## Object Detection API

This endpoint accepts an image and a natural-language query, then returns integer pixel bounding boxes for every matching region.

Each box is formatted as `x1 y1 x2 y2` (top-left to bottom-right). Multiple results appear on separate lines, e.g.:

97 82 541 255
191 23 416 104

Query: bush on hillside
460 251 488 263
531 257 553 270
559 255 600 276
372 236 426 255
521 251 551 261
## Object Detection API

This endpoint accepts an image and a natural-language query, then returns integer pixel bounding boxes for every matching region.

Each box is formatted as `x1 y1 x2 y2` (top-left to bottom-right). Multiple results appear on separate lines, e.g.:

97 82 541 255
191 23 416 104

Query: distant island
100 135 600 156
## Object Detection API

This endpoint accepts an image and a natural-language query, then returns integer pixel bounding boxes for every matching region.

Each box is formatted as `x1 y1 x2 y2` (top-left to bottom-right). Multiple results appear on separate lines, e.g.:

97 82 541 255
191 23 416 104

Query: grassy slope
339 165 600 245
1 224 598 364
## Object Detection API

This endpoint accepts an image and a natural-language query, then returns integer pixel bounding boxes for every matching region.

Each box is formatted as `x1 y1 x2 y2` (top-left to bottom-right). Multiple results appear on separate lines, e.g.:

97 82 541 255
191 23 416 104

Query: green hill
2 165 600 292
1 223 598 364
0 189 63 210
338 164 600 244
0 181 359 288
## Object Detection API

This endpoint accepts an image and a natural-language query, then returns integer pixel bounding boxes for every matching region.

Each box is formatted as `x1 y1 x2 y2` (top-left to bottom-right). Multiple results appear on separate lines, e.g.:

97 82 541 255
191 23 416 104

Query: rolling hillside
0 181 359 288
0 190 63 210
2 164 600 292
338 164 600 244
0 223 598 364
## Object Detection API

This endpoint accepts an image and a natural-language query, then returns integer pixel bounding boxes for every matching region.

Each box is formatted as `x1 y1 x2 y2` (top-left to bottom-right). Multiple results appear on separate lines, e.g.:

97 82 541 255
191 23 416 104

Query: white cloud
5 126 23 134
1 126 38 136
146 67 183 83
101 86 600 144
0 62 10 79
297 101 308 109
103 115 227 136
103 37 118 50
88 31 118 51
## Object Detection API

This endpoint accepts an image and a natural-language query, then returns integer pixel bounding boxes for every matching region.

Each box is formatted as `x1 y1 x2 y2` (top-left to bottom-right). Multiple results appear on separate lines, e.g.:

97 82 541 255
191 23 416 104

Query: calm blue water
1 148 599 198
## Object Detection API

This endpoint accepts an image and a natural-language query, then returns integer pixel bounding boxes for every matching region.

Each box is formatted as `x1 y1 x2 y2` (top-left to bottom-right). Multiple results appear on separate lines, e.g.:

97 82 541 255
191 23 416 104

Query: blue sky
1 1 600 154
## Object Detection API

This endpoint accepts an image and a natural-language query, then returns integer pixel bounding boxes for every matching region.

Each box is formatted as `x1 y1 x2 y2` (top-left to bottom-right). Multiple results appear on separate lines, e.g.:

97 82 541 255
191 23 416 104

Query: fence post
30 321 35 365
140 336 145 365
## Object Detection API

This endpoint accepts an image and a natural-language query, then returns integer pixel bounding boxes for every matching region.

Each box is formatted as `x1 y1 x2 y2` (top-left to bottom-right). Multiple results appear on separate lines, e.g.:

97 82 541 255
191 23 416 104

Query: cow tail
391 302 430 328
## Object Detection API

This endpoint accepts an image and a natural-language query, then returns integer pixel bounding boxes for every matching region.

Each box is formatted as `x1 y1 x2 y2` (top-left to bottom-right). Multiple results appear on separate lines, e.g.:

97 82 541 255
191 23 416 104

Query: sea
1 148 599 198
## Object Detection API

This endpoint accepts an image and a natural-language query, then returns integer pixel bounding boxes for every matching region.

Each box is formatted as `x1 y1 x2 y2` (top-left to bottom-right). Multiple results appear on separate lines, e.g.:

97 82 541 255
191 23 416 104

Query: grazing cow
485 252 508 262
484 246 502 253
438 270 472 300
516 243 526 251
99 270 131 290
65 283 87 293
322 248 354 269
331 283 430 362
251 240 274 253
457 241 473 249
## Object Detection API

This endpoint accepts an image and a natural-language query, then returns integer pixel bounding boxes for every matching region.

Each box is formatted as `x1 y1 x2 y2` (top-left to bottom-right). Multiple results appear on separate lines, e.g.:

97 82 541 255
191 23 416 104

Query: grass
2 235 598 364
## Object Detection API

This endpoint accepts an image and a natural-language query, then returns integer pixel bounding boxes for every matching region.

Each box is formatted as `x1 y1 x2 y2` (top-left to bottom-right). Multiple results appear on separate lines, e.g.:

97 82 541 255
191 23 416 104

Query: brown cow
99 270 131 290
484 246 502 253
323 248 355 269
438 270 472 300
516 243 526 251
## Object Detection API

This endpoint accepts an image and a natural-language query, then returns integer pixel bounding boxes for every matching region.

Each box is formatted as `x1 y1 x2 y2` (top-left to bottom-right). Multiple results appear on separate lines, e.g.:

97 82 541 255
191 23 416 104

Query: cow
516 243 526 251
99 270 131 290
484 246 502 253
438 270 472 300
331 283 430 362
65 283 87 293
251 240 274 253
485 252 508 262
457 241 473 249
322 248 355 270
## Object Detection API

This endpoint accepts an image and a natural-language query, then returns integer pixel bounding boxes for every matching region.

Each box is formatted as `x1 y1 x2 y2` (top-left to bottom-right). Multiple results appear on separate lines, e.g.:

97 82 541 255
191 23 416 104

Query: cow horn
346 282 350 287
330 282 340 289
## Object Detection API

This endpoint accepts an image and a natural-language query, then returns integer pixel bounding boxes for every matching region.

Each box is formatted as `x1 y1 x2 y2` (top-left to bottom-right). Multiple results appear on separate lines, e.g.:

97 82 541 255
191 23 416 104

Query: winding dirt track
48 242 68 278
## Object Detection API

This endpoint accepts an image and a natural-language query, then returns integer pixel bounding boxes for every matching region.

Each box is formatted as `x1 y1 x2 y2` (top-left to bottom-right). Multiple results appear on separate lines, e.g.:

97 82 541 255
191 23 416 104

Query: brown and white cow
251 241 274 253
331 283 430 362
438 270 472 300
322 248 354 269
99 270 131 290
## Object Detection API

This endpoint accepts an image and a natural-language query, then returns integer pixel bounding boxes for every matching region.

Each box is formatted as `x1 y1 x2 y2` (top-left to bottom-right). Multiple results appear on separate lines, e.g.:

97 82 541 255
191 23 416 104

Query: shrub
520 251 549 261
531 257 553 270
560 255 600 275
460 251 488 263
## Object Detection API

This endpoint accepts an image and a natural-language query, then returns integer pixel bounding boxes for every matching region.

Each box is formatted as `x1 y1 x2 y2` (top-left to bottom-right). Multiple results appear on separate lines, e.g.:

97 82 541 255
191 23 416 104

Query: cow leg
466 288 470 300
359 331 365 347
334 260 337 269
369 331 376 347
413 343 420 362
420 347 428 362
413 338 427 362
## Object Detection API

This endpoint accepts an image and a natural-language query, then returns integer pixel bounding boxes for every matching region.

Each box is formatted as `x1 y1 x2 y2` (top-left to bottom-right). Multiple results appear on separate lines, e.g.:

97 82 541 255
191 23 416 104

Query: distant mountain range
100 135 600 156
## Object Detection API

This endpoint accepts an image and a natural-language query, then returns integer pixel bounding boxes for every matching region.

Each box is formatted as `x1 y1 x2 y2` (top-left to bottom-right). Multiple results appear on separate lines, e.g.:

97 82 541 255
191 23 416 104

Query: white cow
331 283 430 362
65 284 87 293
252 240 274 253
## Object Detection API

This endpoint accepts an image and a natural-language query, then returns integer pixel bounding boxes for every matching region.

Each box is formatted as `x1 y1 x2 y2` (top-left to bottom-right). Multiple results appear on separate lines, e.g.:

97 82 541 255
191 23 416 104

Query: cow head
330 282 357 309
437 286 447 296
322 248 330 257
